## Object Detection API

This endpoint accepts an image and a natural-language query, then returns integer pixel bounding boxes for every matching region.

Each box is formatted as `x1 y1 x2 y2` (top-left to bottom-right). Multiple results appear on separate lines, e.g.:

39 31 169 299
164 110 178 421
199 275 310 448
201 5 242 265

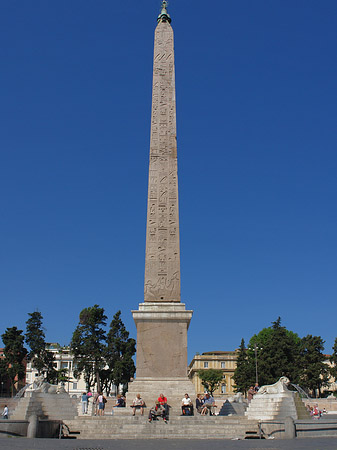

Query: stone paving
0 438 337 450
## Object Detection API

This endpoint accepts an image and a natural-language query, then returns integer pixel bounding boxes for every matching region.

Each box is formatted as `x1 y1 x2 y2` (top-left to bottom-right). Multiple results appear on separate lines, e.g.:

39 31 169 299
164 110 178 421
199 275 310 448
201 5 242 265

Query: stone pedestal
126 302 195 409
245 391 309 421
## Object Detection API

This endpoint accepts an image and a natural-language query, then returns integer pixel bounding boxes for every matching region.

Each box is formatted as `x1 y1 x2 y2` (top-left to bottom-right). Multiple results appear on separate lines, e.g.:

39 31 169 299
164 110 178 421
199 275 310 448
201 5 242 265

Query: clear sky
1 1 336 363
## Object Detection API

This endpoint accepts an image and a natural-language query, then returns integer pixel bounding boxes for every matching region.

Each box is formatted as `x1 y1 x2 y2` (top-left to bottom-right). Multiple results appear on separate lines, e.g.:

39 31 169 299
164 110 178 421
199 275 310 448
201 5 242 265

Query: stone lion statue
257 376 290 395
33 375 66 394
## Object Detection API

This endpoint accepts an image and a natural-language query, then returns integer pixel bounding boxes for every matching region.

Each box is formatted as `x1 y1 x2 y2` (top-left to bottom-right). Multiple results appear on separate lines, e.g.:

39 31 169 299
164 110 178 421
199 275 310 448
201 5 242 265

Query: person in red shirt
157 393 169 417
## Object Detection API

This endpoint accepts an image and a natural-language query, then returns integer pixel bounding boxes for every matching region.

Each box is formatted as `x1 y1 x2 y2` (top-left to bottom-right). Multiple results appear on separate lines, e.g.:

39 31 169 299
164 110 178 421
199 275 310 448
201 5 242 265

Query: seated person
157 393 169 416
131 393 145 416
148 401 167 423
114 394 125 407
196 393 204 414
181 393 193 415
201 393 215 416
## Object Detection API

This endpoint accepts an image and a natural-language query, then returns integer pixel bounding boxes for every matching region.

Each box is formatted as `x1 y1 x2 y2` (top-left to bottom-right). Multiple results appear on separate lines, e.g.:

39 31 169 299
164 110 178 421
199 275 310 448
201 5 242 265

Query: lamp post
250 344 262 385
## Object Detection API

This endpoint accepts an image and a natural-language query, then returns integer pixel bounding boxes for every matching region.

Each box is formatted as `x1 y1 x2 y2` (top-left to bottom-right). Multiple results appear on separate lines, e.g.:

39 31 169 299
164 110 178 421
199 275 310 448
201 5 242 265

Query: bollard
27 414 38 438
284 416 296 439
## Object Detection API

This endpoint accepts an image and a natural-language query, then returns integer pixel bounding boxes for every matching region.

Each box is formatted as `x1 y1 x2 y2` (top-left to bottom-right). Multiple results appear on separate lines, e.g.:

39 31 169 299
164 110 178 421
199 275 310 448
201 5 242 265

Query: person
157 393 169 417
114 394 125 407
2 405 8 420
196 394 204 414
97 392 106 416
312 405 321 419
201 393 215 415
148 401 167 423
247 386 256 403
181 393 193 415
81 392 88 414
132 393 145 416
254 383 259 392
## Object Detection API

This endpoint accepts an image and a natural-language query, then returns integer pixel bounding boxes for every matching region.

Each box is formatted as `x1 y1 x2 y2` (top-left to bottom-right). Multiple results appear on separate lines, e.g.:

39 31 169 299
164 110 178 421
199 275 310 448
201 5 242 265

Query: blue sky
1 0 336 363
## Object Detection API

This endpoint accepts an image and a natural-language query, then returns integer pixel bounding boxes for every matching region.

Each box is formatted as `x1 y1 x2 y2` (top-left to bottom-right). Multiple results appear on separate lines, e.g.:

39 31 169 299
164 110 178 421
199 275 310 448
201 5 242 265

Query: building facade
25 343 87 397
189 351 238 397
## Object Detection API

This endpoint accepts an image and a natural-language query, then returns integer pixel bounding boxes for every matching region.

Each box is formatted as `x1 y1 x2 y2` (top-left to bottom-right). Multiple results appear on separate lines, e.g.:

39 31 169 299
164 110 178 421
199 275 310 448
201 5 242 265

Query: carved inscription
144 20 180 302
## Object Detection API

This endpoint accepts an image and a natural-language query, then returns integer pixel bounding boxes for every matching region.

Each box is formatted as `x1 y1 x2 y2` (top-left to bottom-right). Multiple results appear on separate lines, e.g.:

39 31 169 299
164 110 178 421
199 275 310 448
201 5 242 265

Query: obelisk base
126 302 195 409
126 377 196 410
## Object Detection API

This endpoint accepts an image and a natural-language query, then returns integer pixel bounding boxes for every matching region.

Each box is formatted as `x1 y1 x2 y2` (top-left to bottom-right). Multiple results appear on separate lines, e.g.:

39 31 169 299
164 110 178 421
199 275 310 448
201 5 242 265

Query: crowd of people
79 390 219 419
130 392 218 422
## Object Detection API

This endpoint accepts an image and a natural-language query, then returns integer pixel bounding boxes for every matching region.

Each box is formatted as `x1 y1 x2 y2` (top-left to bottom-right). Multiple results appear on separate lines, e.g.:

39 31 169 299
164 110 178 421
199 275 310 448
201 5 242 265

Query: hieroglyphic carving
144 20 180 302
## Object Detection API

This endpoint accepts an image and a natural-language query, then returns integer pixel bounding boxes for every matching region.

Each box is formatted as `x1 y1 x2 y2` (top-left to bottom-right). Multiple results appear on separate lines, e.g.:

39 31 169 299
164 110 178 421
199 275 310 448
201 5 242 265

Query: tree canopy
198 369 224 396
25 311 56 382
71 304 107 391
1 327 27 396
233 318 330 398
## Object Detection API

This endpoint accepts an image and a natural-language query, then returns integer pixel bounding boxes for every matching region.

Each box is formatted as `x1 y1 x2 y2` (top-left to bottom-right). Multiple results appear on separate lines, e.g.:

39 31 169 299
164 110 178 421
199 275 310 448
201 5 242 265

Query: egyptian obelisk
127 2 195 406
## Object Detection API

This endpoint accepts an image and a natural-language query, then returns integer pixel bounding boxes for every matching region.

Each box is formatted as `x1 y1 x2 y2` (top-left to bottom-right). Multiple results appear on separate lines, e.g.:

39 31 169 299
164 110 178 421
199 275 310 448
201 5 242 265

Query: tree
300 335 328 398
71 304 107 392
1 327 27 396
198 369 224 396
105 311 136 395
330 338 337 384
232 338 254 395
25 311 56 381
248 317 302 386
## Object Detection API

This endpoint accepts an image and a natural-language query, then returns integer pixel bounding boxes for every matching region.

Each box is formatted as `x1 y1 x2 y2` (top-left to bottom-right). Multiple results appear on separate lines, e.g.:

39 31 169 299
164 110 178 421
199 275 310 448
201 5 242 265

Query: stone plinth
245 391 309 421
126 302 195 408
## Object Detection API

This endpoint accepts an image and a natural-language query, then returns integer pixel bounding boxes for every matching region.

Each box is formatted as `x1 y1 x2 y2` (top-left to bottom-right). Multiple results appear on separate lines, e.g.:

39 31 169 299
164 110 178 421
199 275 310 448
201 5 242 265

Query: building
25 343 87 397
189 351 238 397
322 355 337 395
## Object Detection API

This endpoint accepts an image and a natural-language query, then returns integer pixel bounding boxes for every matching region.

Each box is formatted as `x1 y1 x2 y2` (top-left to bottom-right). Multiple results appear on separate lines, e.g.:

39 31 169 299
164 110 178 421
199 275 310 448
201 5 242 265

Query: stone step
63 416 259 440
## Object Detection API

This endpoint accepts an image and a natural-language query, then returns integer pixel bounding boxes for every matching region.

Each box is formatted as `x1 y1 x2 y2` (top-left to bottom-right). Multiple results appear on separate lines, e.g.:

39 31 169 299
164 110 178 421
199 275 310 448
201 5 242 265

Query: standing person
2 405 8 420
254 383 259 392
81 392 88 414
97 392 105 416
157 393 169 417
247 386 256 403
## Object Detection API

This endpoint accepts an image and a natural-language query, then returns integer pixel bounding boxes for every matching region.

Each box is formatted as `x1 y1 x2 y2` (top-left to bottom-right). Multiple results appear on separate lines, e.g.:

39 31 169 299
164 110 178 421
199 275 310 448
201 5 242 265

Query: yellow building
188 351 237 398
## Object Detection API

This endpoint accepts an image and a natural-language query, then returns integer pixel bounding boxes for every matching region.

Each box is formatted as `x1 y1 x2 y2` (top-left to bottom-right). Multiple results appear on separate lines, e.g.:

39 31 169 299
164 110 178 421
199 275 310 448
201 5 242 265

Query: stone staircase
10 392 77 421
63 408 259 439
246 391 309 421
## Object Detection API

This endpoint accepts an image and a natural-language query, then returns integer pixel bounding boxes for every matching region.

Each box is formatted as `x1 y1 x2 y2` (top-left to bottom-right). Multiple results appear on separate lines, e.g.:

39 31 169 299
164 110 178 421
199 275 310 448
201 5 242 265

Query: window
221 362 226 369
73 382 78 390
61 362 68 369
204 362 208 368
221 384 226 394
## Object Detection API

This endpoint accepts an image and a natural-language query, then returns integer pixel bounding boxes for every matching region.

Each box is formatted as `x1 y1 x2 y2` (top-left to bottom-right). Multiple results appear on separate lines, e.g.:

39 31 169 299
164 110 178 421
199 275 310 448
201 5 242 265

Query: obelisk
127 2 195 406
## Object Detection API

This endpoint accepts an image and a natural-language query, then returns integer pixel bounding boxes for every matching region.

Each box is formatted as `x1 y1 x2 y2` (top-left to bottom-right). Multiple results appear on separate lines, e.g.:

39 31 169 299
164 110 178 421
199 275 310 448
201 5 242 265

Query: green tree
25 311 56 381
248 317 302 386
330 338 337 384
198 369 224 396
71 304 107 392
232 338 254 395
300 335 328 398
1 327 27 396
105 311 136 395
